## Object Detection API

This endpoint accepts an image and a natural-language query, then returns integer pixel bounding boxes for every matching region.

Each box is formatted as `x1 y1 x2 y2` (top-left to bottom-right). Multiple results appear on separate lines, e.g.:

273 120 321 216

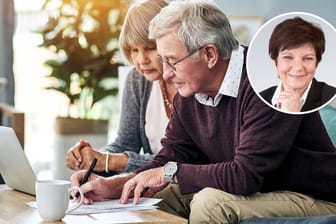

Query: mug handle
66 186 84 214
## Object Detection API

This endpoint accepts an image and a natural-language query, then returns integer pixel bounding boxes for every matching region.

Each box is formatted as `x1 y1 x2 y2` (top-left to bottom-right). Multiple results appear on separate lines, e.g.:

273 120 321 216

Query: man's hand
71 170 135 204
120 167 169 205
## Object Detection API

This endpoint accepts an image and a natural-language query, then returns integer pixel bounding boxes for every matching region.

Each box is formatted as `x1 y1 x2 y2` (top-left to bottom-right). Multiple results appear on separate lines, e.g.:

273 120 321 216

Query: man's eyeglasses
157 46 204 71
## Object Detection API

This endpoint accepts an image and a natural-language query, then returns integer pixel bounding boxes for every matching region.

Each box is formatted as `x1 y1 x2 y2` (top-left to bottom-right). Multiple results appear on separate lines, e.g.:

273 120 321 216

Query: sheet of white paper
90 209 163 224
27 198 162 215
69 198 161 215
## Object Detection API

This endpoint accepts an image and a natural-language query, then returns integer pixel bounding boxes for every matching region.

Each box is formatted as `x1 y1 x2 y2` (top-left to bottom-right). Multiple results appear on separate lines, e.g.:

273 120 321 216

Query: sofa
320 103 336 146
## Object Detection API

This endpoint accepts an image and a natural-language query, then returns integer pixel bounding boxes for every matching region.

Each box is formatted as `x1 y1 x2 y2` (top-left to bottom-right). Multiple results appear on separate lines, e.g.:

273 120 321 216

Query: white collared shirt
195 45 244 106
271 80 313 110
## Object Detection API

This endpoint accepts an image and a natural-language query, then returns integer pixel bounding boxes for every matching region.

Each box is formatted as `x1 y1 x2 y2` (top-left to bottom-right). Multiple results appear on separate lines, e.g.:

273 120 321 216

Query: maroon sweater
135 59 336 201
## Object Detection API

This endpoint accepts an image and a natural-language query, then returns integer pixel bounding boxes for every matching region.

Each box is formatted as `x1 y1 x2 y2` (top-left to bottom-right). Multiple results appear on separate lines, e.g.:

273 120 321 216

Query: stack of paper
69 198 162 215
27 198 162 215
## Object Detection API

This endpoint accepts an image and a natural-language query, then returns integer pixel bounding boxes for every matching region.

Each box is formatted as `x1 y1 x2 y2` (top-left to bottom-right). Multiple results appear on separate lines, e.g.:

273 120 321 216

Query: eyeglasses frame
157 46 204 71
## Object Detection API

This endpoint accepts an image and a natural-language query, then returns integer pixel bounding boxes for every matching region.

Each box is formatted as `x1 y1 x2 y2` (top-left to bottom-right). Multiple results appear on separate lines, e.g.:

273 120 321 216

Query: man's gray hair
149 0 239 59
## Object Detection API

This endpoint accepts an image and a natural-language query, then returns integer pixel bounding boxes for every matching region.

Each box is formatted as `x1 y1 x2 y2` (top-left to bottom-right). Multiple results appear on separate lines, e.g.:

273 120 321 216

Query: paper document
27 198 162 215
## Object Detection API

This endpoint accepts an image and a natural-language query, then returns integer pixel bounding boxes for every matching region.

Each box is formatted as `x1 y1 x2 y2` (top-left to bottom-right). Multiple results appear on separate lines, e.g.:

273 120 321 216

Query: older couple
69 1 336 223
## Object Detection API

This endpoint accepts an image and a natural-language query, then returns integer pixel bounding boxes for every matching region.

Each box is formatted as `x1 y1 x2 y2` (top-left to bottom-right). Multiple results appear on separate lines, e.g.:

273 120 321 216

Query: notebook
0 126 36 195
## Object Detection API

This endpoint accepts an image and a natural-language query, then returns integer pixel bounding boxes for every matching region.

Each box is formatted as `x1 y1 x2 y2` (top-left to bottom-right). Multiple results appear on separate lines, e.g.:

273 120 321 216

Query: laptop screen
0 126 36 195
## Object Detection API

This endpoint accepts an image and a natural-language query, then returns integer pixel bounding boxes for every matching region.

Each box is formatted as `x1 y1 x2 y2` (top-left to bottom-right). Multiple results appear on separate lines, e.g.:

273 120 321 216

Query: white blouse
145 81 169 154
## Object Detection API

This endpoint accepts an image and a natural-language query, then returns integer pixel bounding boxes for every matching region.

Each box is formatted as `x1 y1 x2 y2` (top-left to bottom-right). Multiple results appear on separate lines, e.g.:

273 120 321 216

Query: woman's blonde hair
119 0 168 64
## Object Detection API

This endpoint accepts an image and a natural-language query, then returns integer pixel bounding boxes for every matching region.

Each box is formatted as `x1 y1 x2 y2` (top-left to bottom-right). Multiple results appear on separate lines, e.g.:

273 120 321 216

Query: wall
215 0 336 26
266 0 336 25
215 0 269 16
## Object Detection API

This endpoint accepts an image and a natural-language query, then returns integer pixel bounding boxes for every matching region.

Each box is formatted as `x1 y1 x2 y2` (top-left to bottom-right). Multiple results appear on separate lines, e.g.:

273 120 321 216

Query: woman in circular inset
260 16 336 113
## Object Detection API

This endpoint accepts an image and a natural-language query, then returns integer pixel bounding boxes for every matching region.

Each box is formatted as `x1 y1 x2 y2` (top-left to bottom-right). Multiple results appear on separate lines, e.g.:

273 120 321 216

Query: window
14 0 66 179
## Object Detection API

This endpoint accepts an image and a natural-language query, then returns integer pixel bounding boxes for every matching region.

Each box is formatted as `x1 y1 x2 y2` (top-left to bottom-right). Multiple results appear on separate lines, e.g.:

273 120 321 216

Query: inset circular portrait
247 12 336 115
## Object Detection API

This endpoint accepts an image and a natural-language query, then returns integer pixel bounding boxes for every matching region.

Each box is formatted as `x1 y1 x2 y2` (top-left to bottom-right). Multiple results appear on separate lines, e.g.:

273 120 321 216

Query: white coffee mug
35 180 84 221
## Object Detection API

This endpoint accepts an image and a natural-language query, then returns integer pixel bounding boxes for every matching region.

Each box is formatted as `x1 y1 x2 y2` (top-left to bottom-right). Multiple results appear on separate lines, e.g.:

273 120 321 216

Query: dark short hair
269 16 325 64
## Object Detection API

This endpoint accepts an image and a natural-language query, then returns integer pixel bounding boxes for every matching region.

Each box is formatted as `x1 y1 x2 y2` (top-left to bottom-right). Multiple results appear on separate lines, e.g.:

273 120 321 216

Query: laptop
0 126 36 195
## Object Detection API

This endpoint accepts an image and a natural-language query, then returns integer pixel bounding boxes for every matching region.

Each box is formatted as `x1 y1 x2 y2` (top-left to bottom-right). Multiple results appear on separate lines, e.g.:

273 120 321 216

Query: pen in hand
74 157 97 198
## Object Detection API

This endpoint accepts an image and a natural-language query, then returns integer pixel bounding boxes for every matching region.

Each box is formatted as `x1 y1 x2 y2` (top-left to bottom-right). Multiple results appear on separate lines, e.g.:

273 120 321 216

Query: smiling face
275 43 317 93
130 44 163 81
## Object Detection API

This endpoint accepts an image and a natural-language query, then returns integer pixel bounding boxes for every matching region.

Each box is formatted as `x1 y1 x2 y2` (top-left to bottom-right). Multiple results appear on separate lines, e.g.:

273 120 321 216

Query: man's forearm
106 172 136 199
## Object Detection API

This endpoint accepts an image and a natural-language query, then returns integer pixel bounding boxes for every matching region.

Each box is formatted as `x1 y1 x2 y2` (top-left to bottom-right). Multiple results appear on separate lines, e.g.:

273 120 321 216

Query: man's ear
203 44 218 69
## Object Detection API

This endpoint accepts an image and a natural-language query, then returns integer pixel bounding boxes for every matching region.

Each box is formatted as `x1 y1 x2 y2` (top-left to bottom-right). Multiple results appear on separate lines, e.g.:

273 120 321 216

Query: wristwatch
163 161 178 184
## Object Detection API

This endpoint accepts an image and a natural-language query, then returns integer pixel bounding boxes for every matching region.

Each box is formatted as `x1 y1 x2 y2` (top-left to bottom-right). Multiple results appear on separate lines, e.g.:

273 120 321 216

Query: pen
75 157 97 198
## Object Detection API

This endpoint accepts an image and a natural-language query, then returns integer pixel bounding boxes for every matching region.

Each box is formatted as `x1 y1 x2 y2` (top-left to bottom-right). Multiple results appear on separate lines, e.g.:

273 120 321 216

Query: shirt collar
195 45 244 106
271 80 313 110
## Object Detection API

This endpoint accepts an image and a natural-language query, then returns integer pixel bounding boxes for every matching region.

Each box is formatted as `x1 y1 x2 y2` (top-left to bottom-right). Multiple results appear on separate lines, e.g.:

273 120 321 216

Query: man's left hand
119 167 168 204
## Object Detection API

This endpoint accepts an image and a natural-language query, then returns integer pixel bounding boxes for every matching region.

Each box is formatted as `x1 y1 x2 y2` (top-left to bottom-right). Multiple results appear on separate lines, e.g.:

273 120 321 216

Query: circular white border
247 11 336 115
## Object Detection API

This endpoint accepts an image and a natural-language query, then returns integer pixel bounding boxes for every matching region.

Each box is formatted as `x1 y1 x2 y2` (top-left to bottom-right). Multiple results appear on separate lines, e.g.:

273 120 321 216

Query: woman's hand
79 147 106 172
276 89 302 112
66 140 92 170
66 140 105 172
66 140 129 172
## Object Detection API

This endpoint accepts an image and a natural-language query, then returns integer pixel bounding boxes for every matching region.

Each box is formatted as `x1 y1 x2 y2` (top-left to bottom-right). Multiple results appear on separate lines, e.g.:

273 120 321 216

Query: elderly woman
66 0 177 175
260 16 336 113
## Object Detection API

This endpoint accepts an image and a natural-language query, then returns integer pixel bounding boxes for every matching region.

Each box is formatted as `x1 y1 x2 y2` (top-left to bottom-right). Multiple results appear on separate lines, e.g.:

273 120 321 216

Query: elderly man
71 1 336 223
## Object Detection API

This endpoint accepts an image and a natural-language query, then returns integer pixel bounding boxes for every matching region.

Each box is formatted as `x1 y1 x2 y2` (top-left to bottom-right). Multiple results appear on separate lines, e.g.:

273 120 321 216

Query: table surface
0 185 187 224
